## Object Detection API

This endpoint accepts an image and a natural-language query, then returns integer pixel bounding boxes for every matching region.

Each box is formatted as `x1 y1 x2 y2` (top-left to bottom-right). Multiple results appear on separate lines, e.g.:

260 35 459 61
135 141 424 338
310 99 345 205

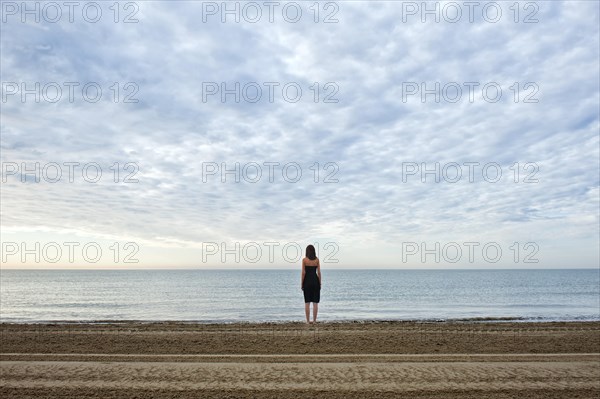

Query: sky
0 0 599 269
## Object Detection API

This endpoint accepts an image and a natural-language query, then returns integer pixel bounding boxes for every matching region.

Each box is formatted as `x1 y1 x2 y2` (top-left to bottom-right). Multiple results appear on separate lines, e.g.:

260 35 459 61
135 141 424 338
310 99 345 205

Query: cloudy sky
1 0 598 269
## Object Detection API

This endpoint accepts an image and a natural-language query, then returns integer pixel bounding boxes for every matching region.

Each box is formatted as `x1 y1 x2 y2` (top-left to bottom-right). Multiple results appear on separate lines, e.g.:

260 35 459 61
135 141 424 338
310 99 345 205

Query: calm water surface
1 269 598 323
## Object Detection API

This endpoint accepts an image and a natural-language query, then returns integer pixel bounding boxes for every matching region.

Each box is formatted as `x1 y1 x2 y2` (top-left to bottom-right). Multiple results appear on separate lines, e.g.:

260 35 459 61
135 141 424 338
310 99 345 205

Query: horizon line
1 267 598 271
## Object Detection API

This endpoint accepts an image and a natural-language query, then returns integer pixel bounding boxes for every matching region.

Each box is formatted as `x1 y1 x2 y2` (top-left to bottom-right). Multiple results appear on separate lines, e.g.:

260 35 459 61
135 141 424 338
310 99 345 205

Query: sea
1 269 598 323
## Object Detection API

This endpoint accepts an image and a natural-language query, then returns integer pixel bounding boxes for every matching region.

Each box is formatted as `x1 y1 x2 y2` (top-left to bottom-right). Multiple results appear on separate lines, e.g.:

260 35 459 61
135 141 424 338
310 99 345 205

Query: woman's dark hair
305 245 317 260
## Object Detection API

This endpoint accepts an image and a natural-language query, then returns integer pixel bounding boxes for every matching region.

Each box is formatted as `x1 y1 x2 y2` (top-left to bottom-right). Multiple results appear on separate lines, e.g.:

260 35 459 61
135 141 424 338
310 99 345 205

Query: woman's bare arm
317 258 322 287
301 258 305 289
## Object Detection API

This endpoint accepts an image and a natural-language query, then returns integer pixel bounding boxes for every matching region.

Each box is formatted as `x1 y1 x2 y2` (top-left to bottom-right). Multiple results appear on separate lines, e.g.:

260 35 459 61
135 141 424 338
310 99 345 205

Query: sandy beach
1 321 599 398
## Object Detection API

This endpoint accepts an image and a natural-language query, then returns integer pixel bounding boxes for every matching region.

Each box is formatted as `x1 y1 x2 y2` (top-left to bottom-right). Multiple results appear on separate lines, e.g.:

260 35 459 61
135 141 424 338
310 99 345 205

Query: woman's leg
312 303 318 323
304 303 310 323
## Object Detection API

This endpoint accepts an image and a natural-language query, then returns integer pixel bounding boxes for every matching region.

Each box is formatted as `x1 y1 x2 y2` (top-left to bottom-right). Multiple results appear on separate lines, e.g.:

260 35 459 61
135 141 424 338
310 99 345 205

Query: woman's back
303 256 320 288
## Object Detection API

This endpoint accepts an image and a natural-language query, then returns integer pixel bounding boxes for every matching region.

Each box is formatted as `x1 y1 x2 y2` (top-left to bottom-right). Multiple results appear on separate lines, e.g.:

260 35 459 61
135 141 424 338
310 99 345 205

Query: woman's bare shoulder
304 257 319 265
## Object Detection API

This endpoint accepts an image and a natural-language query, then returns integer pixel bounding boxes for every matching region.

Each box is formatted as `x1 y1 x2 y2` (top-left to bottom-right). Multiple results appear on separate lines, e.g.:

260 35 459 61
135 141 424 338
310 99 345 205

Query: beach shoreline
3 315 599 324
1 321 599 398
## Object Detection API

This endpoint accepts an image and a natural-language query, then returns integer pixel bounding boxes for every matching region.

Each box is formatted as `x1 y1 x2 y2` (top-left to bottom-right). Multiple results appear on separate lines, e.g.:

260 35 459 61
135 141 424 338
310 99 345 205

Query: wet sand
1 321 599 398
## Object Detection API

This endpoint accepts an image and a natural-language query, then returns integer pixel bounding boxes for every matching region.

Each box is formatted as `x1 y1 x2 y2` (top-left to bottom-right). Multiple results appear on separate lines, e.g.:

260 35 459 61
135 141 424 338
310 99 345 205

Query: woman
301 244 321 324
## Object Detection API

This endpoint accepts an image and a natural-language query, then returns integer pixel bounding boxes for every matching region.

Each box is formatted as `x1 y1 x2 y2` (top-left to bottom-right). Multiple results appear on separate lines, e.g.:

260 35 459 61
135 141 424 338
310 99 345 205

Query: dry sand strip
2 322 599 398
1 354 599 397
1 352 599 363
3 321 599 357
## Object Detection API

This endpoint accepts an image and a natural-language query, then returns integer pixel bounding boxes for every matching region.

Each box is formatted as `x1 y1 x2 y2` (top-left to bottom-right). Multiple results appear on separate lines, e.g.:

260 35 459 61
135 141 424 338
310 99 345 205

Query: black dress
303 265 320 303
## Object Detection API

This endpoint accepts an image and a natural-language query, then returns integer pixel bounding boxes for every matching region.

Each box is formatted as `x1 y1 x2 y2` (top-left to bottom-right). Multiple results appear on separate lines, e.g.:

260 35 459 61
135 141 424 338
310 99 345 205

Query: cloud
1 1 598 268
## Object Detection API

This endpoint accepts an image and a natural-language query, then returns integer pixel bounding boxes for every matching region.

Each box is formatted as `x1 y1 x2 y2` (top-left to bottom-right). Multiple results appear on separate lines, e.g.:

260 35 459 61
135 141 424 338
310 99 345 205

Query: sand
1 321 599 398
